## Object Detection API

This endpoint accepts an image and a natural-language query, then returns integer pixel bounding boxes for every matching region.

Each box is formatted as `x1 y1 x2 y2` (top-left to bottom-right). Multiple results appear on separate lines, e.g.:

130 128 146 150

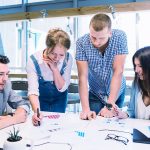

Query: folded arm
0 107 27 130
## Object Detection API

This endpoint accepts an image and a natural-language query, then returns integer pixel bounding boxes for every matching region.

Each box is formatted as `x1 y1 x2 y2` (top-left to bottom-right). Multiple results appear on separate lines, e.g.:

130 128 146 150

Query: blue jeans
89 87 126 115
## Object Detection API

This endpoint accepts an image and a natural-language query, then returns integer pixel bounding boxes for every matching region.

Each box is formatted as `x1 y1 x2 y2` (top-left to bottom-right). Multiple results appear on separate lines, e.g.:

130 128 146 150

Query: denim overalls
30 53 69 113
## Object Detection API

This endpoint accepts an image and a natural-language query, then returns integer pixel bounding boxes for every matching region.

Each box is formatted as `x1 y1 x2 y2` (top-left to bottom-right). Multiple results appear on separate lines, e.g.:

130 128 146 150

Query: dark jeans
89 87 126 115
40 97 67 113
39 79 68 113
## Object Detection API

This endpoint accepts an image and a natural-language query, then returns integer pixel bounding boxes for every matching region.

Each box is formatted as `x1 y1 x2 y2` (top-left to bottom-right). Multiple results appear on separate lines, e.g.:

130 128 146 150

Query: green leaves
7 126 22 142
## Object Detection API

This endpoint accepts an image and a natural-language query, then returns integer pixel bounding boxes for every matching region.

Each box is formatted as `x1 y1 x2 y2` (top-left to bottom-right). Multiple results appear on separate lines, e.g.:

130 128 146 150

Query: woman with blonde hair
26 28 73 125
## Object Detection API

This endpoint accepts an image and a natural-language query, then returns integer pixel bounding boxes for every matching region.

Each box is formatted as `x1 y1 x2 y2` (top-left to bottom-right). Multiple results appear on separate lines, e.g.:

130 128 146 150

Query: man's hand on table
80 110 96 120
99 105 118 118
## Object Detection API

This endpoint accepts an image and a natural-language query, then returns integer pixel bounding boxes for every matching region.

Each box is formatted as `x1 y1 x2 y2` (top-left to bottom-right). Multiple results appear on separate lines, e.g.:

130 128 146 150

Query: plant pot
3 138 32 150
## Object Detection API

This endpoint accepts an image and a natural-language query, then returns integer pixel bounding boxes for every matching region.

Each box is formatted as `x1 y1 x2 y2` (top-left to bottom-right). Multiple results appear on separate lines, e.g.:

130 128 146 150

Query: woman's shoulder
68 51 73 56
31 50 43 59
130 82 140 99
28 50 44 64
66 52 73 60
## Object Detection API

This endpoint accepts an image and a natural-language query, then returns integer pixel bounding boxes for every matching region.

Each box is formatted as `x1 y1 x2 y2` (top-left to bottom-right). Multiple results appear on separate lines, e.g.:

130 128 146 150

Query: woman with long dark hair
115 46 150 119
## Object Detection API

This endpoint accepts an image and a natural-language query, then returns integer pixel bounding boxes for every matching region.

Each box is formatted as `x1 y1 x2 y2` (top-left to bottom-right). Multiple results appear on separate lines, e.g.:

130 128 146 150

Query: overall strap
60 52 69 75
30 55 42 77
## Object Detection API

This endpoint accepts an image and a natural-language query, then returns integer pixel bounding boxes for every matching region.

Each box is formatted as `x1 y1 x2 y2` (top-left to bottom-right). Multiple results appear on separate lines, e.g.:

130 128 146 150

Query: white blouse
136 92 150 120
26 50 73 96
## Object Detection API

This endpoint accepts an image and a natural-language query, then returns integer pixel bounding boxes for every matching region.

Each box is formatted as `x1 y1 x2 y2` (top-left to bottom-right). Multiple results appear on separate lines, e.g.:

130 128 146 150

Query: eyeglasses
105 134 129 145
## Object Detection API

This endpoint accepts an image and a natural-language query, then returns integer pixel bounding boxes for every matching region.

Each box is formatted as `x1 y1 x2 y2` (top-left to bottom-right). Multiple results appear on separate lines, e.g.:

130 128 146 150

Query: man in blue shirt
76 13 128 119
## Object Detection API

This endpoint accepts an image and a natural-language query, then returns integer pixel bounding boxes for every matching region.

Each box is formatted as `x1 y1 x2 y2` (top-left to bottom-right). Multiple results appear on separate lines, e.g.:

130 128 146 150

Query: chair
67 83 80 113
11 80 28 100
11 81 80 113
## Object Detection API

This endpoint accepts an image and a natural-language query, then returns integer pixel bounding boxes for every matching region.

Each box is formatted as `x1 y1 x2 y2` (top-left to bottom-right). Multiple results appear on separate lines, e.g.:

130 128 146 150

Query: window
0 0 21 6
1 11 150 76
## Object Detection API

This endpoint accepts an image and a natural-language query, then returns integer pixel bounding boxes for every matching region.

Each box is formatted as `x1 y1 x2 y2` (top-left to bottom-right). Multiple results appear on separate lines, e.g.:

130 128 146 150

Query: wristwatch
7 113 14 116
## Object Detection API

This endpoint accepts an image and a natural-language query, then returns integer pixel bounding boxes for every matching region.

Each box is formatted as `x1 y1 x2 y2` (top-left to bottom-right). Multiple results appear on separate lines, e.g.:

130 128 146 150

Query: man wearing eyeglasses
0 55 30 129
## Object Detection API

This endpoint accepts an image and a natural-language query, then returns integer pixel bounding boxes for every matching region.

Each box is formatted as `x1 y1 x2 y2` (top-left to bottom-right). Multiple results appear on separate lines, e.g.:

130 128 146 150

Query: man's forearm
13 107 27 124
0 108 27 129
107 73 122 104
79 80 90 112
0 116 13 129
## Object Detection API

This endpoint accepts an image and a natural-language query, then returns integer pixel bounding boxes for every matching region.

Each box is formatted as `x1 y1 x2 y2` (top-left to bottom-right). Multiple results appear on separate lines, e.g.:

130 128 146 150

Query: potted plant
3 126 32 150
7 126 22 142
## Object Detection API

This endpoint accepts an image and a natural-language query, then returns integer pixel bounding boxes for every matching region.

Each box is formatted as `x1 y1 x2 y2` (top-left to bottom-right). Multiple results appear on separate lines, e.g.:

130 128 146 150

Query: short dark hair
0 55 10 64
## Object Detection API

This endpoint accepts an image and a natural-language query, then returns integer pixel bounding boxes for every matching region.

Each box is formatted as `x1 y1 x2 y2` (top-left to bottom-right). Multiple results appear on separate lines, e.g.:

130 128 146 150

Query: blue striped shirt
76 29 128 101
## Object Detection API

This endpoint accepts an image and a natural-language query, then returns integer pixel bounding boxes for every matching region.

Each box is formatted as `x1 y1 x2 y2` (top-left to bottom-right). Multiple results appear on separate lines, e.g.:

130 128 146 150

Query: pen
37 108 41 126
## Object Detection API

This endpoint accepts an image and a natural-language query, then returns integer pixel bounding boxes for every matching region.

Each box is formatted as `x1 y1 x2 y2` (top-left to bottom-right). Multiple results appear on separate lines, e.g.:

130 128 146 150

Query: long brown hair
133 46 150 97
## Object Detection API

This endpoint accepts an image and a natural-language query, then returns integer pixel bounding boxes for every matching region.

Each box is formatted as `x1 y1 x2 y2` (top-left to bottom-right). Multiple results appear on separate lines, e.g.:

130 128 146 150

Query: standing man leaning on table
0 55 30 129
26 28 73 126
76 13 128 119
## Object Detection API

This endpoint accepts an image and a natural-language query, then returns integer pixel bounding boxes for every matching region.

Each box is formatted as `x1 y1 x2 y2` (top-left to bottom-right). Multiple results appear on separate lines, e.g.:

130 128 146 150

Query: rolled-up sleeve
26 57 39 96
8 89 30 114
76 37 88 61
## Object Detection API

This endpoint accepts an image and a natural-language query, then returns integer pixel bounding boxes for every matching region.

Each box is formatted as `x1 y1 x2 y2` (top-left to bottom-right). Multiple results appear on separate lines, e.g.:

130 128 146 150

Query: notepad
133 128 150 144
135 126 150 138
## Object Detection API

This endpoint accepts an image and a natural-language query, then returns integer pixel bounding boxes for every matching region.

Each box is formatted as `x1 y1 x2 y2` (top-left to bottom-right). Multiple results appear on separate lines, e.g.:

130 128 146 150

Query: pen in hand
37 108 41 126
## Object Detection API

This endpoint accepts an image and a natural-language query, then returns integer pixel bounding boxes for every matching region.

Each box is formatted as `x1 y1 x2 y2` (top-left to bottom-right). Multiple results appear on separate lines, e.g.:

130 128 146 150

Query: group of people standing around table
0 13 150 129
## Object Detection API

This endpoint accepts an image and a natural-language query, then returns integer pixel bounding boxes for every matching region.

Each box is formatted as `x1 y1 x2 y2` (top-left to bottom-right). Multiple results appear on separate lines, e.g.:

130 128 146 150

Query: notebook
133 128 150 144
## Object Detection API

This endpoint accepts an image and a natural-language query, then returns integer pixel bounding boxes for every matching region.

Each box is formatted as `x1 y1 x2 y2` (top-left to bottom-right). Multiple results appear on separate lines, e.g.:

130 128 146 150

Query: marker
37 108 41 126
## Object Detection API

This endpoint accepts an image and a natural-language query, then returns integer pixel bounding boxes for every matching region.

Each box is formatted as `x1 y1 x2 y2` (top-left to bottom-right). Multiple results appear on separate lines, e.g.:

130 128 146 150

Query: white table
0 112 150 150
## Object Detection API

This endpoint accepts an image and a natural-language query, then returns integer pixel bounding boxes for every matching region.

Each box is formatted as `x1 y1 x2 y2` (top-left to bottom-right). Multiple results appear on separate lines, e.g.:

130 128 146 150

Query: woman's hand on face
43 54 53 63
43 56 58 71
47 61 58 71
